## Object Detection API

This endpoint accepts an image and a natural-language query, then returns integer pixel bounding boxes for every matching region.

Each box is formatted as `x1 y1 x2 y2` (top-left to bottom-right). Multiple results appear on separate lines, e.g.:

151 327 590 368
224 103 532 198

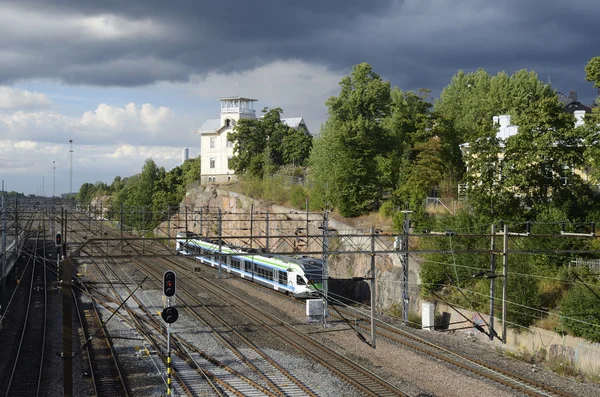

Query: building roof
218 96 258 102
563 101 592 114
196 118 221 134
282 117 304 128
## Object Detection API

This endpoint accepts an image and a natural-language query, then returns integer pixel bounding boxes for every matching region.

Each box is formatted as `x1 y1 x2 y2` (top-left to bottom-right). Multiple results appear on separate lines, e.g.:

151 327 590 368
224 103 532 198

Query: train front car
292 256 323 298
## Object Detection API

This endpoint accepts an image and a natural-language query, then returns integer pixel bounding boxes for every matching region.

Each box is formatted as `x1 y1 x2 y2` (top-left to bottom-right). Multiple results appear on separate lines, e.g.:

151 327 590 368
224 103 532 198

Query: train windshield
302 259 323 286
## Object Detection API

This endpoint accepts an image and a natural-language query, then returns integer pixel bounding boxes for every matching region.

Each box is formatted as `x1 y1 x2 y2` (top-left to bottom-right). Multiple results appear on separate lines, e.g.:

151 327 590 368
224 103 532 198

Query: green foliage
229 107 312 178
502 97 582 216
584 56 600 89
560 277 600 342
309 63 391 217
379 200 396 218
436 68 554 143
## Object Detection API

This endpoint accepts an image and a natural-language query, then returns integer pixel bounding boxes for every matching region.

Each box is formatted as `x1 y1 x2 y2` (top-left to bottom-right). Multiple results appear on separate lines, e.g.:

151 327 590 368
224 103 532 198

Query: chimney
568 90 577 102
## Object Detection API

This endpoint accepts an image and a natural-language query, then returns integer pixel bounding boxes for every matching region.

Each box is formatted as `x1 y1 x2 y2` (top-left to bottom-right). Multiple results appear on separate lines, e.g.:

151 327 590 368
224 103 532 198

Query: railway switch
163 271 176 297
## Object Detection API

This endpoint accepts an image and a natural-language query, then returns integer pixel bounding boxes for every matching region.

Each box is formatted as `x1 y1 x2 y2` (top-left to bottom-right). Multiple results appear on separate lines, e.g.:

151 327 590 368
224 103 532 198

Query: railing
570 258 600 273
425 197 459 215
221 107 256 115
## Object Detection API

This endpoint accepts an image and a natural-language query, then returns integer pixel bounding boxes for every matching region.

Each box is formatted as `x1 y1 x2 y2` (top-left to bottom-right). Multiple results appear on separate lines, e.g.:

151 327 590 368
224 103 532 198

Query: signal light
56 233 62 246
163 271 176 297
161 307 179 323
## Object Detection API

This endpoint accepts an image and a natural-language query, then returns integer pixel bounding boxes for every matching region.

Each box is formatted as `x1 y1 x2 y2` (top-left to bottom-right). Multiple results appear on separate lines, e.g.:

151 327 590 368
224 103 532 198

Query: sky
0 0 599 196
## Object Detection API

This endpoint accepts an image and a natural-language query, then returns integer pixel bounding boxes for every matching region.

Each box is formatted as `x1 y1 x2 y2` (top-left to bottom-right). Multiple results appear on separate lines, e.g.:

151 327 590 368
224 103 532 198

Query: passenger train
176 232 323 298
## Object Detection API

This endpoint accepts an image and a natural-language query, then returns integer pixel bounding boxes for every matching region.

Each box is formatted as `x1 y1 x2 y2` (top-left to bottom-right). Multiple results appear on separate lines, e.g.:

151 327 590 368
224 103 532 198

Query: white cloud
0 102 181 145
0 4 170 42
80 102 172 132
0 86 52 110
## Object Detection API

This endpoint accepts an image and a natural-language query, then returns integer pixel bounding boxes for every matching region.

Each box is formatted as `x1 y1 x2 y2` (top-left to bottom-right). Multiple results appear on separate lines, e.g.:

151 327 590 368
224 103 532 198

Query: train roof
178 237 322 273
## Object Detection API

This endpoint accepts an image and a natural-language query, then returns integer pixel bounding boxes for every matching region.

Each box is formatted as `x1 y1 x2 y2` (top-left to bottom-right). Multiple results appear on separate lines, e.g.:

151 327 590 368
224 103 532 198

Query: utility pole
401 210 412 325
265 211 270 252
370 226 377 348
489 224 496 341
218 208 222 279
250 204 254 250
322 211 329 326
502 224 509 344
1 181 6 315
69 139 73 196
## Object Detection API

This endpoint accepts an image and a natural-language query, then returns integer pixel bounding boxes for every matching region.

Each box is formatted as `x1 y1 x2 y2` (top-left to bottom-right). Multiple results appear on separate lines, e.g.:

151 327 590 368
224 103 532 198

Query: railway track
63 212 587 396
332 304 572 397
2 233 47 397
133 256 409 397
134 257 324 397
73 280 130 397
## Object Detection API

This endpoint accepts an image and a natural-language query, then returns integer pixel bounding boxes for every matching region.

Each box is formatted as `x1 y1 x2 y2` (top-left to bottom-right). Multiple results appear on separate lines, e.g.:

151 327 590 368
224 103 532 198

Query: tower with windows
197 96 258 184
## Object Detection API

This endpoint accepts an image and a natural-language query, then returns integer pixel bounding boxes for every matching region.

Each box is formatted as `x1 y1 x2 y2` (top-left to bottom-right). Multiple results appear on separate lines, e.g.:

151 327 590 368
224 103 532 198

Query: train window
278 271 287 285
297 275 306 285
231 259 240 270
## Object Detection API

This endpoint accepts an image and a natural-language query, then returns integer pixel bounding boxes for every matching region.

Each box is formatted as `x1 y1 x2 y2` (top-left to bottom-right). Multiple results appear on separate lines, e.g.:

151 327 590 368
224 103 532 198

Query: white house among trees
196 96 309 184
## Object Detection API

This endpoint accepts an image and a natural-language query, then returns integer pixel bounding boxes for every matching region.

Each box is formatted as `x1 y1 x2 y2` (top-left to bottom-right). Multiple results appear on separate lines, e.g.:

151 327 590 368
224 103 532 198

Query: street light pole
53 161 56 198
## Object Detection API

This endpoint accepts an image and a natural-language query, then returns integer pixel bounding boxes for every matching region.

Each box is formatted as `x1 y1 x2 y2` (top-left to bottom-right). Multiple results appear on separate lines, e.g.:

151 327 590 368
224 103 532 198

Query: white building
196 96 309 184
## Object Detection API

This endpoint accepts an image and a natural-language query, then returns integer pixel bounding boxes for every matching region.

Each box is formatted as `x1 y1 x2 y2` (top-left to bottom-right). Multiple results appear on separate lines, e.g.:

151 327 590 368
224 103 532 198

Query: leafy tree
395 137 446 213
436 69 554 143
77 183 95 206
560 279 600 342
309 63 391 216
229 108 311 178
503 96 583 216
462 117 517 219
584 56 600 89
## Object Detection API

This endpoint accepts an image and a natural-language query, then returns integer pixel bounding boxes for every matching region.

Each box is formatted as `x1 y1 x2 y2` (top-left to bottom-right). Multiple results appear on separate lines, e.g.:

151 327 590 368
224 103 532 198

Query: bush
560 282 600 342
379 200 396 218
290 185 308 209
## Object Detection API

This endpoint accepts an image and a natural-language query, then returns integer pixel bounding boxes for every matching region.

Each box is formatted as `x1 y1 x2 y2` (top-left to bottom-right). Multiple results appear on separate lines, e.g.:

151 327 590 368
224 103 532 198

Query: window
278 270 288 285
225 118 231 128
226 138 233 148
210 137 215 148
210 157 216 169
297 275 306 285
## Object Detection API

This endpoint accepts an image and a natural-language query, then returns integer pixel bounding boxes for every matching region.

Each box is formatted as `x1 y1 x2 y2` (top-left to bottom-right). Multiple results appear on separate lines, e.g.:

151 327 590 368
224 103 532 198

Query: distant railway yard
1 203 600 396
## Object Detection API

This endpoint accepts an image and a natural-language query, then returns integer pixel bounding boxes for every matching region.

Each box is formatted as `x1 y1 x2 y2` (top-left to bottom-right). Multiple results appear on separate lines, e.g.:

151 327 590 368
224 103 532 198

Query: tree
584 56 600 89
228 108 310 178
436 68 554 143
309 63 391 216
395 137 446 212
503 96 584 216
560 280 600 342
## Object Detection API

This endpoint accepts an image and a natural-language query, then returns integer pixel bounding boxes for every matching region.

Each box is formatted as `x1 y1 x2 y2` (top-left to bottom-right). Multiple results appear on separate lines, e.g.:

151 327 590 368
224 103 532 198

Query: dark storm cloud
2 0 599 103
